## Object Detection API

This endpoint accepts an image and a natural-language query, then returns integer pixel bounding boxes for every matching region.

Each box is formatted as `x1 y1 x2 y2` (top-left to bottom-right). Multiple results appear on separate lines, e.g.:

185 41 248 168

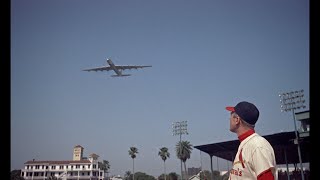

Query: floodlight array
172 121 188 136
279 89 306 112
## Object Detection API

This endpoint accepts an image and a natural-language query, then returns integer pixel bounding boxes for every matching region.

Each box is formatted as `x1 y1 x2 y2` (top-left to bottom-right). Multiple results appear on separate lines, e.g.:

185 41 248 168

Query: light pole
279 89 306 180
172 121 188 180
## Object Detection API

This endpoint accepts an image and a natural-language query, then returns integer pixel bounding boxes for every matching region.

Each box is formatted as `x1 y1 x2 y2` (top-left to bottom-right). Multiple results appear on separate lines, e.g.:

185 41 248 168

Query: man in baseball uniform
226 101 277 180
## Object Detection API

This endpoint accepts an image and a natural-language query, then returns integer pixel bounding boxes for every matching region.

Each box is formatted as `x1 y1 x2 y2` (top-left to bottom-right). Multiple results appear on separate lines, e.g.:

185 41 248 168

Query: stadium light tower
279 89 306 180
172 121 188 180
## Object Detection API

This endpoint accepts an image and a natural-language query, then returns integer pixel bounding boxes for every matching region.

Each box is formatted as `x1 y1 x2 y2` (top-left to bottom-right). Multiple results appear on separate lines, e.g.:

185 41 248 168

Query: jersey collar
238 129 255 142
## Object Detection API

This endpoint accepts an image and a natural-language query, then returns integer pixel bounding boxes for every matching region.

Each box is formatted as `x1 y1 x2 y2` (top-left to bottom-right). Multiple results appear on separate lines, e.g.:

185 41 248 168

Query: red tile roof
74 145 84 148
89 153 99 158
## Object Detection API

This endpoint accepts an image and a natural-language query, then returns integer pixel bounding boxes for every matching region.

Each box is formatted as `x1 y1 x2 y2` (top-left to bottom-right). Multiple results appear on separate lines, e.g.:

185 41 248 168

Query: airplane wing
82 66 113 72
83 59 152 77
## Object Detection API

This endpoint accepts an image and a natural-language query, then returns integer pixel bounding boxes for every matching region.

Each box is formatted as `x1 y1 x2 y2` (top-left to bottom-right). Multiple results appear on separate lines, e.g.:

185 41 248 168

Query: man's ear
235 116 241 124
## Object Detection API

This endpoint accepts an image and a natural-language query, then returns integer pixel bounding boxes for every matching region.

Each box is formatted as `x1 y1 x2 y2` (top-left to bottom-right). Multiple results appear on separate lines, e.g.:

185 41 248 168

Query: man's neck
238 129 255 142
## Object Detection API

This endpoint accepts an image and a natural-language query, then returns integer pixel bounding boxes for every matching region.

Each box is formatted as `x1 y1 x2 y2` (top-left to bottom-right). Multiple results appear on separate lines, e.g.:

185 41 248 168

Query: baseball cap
226 101 259 126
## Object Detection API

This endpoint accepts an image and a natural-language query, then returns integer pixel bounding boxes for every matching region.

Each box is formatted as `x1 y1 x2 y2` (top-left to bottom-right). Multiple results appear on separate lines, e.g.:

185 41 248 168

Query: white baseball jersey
229 132 277 180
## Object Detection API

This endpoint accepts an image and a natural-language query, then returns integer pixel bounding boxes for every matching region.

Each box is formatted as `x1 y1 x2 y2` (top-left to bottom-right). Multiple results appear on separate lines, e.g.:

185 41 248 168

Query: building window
93 164 96 169
51 166 56 169
76 165 80 169
60 165 63 169
35 165 40 169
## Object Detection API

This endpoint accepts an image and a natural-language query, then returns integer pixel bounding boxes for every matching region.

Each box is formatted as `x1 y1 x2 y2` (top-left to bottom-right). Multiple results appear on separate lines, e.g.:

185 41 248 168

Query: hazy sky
11 0 309 177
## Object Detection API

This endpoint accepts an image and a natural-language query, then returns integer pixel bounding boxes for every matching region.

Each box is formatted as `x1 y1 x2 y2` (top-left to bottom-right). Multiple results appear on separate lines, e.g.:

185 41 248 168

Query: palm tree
158 147 170 180
128 147 138 180
10 170 25 180
124 171 132 180
176 141 193 180
98 160 110 179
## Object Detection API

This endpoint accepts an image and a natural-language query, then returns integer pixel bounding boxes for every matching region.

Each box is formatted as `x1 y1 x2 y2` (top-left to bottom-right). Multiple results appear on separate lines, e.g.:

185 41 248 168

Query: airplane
83 59 152 77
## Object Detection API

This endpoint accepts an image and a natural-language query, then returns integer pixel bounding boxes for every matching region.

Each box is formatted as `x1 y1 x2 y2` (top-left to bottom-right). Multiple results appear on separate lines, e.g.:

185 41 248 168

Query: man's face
229 111 240 132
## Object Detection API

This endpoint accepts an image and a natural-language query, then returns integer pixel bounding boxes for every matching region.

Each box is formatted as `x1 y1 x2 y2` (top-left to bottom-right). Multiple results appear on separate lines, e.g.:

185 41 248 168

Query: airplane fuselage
107 59 122 76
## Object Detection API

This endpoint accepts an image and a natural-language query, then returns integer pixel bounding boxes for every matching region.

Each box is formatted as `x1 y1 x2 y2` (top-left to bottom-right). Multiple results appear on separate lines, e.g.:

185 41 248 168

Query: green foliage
175 141 193 162
129 147 139 180
129 147 138 159
158 147 170 162
168 172 179 180
158 173 169 180
175 141 193 179
133 171 156 180
98 160 111 173
200 170 211 180
199 170 227 180
212 170 222 180
158 147 170 180
10 170 24 180
124 171 132 180
159 172 179 180
221 171 229 180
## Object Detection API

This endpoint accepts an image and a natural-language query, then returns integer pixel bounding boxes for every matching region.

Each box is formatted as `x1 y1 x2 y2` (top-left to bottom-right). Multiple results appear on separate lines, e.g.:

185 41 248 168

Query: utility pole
279 89 306 180
172 121 188 180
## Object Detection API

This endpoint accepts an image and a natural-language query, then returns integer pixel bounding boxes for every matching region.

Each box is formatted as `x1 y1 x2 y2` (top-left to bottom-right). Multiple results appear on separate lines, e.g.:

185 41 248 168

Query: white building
110 175 123 180
188 175 200 180
20 145 106 180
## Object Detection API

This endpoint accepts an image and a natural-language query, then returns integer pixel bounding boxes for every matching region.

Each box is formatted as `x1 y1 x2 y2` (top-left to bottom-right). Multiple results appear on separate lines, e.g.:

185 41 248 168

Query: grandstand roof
194 131 310 164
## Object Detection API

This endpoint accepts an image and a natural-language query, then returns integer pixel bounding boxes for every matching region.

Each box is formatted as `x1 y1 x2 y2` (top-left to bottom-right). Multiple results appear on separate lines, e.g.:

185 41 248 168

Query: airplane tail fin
111 74 131 77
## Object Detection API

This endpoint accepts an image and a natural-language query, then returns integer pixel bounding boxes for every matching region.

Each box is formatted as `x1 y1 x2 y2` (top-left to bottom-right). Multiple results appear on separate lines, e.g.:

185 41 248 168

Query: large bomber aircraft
83 59 152 77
